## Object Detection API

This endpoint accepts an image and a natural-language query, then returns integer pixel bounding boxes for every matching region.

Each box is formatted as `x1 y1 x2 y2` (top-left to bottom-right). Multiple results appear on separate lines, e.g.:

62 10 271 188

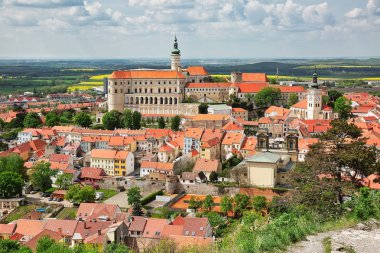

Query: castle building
107 37 201 116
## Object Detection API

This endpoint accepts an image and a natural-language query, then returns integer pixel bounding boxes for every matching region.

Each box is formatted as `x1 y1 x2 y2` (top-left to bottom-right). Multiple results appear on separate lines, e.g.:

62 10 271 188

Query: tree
0 154 26 178
254 87 281 108
288 93 298 107
328 90 343 103
170 115 181 131
66 185 95 203
322 95 330 106
199 103 208 114
233 193 250 218
203 195 215 212
102 110 122 130
290 119 380 218
55 174 73 190
127 187 142 216
36 236 56 253
189 196 203 212
0 172 24 198
121 109 133 129
334 96 352 119
132 111 142 130
30 162 53 192
23 112 42 128
0 239 27 252
0 118 6 131
45 112 60 127
0 141 8 151
220 195 233 216
252 195 267 212
74 112 92 127
209 171 218 182
158 117 166 129
103 243 132 253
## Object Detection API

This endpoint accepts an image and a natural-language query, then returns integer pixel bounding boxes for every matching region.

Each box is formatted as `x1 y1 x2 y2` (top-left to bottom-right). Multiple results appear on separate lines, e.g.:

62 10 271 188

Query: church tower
171 36 181 71
306 67 322 120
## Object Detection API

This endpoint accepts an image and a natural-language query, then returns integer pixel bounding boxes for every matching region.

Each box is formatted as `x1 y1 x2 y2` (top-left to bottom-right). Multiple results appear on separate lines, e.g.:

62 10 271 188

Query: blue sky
0 0 379 59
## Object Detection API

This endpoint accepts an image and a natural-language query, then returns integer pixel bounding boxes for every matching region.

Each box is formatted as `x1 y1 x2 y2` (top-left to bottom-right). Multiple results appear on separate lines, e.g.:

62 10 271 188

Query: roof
140 161 174 172
242 73 268 82
142 218 168 239
246 152 285 163
13 219 45 237
276 86 306 93
44 219 78 237
208 104 231 110
222 132 245 145
265 106 291 117
222 121 244 131
49 154 71 163
90 149 116 159
238 83 268 93
129 216 147 232
182 217 209 237
184 128 204 139
24 229 62 251
193 159 220 173
109 70 185 79
191 114 230 121
298 138 319 151
232 107 247 113
0 223 16 235
291 99 307 109
241 136 257 151
185 82 230 89
76 203 120 221
186 66 208 76
181 172 198 181
80 167 106 180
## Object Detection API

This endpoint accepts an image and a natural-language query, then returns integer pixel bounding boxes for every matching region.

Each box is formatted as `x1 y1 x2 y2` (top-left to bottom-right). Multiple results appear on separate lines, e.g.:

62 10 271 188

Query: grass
54 207 77 220
322 237 332 253
97 189 118 200
3 205 37 223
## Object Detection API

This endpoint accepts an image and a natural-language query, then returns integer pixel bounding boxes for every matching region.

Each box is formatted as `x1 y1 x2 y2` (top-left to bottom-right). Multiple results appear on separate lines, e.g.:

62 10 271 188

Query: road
104 192 129 209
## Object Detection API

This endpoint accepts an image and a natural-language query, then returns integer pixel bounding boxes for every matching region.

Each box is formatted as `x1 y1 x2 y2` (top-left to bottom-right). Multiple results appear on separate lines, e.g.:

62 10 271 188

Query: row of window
112 80 184 85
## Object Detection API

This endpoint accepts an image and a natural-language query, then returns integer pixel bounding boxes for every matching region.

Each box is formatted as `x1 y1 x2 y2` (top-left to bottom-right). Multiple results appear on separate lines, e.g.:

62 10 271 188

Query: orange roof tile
232 107 247 112
238 83 268 93
191 114 230 121
193 159 220 173
291 99 307 109
242 73 268 83
143 218 168 239
222 132 245 145
265 106 291 117
186 66 208 76
184 128 204 139
109 70 185 79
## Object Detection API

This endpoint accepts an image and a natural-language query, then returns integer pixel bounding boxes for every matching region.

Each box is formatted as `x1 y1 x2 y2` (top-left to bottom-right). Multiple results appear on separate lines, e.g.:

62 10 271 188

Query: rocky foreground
287 220 380 253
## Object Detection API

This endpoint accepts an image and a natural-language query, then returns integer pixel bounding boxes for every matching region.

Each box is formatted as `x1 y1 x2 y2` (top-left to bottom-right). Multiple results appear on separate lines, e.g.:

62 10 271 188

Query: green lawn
98 189 118 200
54 207 78 220
3 205 37 223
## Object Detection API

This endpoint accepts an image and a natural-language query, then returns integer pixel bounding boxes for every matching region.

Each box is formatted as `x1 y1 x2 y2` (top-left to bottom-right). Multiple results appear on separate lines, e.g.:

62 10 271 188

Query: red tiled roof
186 66 208 76
80 167 106 180
276 85 306 93
291 99 307 109
49 154 70 163
13 219 45 237
143 218 168 239
238 83 268 93
193 159 220 173
109 70 185 79
242 73 268 83
0 224 16 235
129 216 147 232
24 229 63 251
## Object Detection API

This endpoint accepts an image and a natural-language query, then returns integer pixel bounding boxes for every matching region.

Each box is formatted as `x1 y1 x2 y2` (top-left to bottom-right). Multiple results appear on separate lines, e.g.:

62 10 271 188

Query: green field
98 189 118 200
55 207 78 220
2 205 37 223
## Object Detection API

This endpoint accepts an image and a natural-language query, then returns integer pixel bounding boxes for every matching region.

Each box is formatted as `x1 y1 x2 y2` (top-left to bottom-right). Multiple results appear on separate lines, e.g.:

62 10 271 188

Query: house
200 129 224 160
52 190 66 200
240 136 257 158
157 141 179 162
221 132 245 159
90 149 135 176
0 224 16 239
232 108 248 120
79 167 107 183
62 142 81 157
76 203 122 222
128 216 147 237
140 161 174 177
183 128 204 154
245 152 294 188
180 172 200 185
298 138 319 162
188 114 231 129
49 153 73 165
193 159 221 180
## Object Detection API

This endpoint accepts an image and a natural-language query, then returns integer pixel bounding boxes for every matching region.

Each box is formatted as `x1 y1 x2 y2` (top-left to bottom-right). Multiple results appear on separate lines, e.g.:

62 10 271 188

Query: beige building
90 149 134 176
246 152 293 188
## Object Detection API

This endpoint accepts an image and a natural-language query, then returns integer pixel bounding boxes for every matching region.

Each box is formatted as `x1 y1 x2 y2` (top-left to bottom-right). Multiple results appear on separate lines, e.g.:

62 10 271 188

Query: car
48 197 53 201
53 198 58 201
30 191 37 194
57 198 63 202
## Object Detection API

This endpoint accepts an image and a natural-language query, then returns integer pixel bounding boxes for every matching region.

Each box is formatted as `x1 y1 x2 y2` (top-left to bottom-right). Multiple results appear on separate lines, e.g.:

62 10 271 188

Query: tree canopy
55 173 73 190
287 93 299 107
334 96 352 119
23 112 42 128
158 117 166 129
122 109 133 129
30 162 53 192
45 112 60 127
127 187 142 216
102 110 122 130
132 111 142 130
254 87 281 108
170 115 181 131
0 171 24 198
66 185 95 203
74 112 92 127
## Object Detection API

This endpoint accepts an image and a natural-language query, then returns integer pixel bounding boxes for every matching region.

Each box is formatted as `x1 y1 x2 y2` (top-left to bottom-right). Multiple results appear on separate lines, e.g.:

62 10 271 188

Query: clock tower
306 68 322 120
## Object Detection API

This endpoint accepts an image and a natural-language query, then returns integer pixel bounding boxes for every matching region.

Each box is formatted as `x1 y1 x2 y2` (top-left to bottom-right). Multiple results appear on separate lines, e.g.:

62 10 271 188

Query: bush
141 190 164 206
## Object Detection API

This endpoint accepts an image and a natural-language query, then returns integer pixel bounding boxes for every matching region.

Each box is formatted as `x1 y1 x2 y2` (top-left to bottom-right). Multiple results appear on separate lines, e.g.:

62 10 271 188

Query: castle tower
306 67 322 120
107 78 125 112
171 36 181 71
231 71 242 83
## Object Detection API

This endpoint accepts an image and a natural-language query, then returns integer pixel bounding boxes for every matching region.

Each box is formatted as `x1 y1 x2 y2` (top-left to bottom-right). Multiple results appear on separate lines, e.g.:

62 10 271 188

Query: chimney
58 227 62 235
97 229 101 236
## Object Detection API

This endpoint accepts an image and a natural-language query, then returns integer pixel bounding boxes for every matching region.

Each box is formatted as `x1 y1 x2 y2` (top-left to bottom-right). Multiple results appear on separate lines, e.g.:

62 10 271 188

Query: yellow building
90 149 134 176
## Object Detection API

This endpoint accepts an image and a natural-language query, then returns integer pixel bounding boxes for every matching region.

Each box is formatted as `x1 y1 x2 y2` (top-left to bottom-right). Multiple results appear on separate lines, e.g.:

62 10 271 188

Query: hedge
141 190 164 205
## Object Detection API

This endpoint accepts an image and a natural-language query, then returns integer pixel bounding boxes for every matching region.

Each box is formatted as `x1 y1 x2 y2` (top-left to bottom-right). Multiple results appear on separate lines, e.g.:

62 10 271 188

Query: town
0 36 379 253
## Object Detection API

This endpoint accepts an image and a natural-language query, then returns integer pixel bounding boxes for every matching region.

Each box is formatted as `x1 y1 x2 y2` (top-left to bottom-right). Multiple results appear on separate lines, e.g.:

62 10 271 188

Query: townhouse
90 149 134 176
184 128 204 154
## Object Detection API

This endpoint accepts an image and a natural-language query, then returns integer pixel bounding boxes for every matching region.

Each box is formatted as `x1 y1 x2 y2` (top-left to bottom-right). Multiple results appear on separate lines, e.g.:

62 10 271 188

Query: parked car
57 198 63 202
48 197 53 201
53 198 57 201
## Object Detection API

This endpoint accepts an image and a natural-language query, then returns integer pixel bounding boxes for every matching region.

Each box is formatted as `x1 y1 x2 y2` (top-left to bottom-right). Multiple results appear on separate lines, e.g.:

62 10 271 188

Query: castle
107 37 325 119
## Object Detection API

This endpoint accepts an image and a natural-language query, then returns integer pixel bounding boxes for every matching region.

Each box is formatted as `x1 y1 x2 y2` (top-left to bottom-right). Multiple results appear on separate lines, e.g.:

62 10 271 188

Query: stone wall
180 183 240 196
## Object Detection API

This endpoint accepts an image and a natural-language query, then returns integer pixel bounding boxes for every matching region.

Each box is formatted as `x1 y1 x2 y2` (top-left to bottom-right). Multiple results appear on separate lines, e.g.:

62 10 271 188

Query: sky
0 0 379 59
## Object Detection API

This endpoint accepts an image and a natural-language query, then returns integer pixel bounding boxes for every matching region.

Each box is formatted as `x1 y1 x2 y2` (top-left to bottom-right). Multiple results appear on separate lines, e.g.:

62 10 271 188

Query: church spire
312 65 318 84
172 35 180 55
